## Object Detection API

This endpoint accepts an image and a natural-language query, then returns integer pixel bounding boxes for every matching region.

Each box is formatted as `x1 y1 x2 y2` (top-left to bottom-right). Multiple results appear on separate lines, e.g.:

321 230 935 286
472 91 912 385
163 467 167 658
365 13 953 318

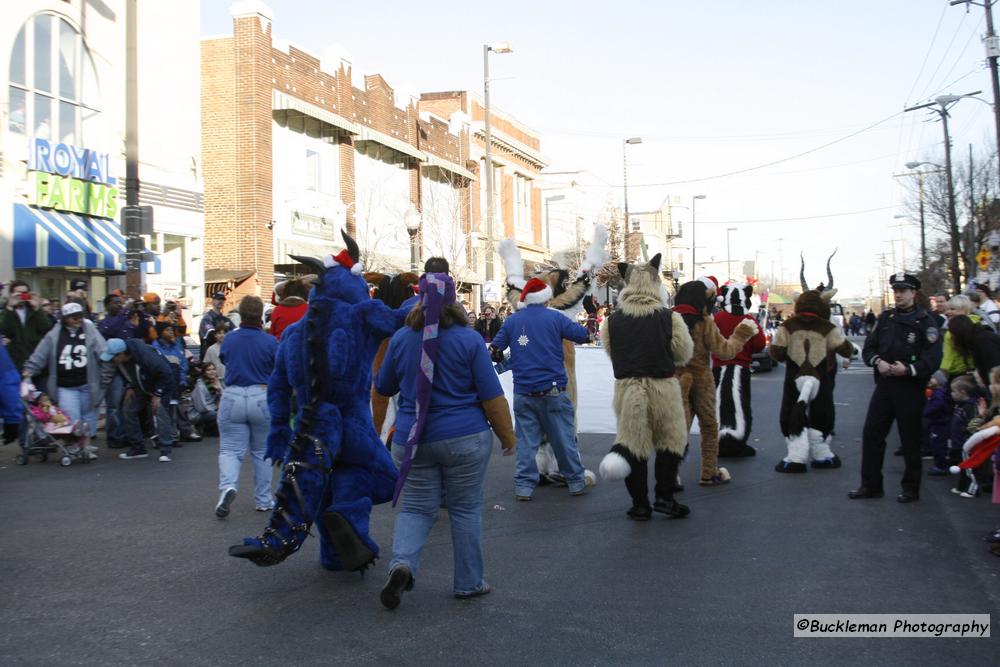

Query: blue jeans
389 430 492 595
513 392 585 496
105 374 125 442
57 385 96 437
122 391 174 454
217 385 273 509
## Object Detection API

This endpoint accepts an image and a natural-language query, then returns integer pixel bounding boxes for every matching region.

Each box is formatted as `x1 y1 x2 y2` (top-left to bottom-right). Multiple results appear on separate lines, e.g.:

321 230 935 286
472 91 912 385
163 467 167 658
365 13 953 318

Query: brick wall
201 38 237 271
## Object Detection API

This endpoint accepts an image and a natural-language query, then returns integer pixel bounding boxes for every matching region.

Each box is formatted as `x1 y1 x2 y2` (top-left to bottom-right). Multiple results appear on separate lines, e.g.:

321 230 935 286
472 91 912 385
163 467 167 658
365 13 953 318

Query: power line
693 205 896 225
569 111 904 189
916 10 970 101
906 2 950 104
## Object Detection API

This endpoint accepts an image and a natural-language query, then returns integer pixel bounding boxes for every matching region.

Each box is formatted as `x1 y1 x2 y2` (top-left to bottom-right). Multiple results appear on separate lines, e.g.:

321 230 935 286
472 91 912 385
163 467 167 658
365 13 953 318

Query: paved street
2 349 997 665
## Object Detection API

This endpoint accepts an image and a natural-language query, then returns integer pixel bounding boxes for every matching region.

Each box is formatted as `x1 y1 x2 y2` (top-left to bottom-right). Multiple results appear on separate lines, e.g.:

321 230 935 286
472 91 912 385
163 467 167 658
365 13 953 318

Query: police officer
849 273 942 503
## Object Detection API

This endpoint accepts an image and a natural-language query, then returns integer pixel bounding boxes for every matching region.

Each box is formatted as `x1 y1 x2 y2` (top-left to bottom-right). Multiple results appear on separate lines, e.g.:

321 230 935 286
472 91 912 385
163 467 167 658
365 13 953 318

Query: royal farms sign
25 138 119 219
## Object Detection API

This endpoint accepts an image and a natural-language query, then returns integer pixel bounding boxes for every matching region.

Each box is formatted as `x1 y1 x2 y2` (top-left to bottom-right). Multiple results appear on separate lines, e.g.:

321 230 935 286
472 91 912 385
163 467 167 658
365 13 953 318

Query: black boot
653 450 690 518
623 455 651 520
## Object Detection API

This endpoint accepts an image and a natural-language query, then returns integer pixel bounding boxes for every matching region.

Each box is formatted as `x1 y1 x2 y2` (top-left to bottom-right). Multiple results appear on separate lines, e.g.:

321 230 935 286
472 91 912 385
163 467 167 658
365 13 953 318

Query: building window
8 13 100 144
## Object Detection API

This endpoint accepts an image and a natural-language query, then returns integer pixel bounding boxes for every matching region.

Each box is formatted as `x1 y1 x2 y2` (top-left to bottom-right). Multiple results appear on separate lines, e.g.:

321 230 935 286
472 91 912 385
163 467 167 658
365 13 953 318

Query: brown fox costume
597 254 695 519
673 279 758 485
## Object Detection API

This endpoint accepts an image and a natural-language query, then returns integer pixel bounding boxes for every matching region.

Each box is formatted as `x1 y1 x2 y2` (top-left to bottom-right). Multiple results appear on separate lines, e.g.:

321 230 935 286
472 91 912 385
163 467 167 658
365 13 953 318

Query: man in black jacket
101 338 177 462
474 305 502 342
0 281 53 371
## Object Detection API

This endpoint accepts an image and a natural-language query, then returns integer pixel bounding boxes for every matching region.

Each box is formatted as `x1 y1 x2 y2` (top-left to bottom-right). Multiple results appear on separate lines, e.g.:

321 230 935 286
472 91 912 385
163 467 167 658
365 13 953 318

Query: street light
483 42 513 285
691 194 706 273
623 137 642 260
726 227 737 280
904 91 981 290
404 204 422 272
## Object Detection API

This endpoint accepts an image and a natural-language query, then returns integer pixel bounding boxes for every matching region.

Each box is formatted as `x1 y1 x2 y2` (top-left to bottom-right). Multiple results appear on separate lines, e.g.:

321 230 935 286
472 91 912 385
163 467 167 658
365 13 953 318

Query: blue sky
202 0 998 298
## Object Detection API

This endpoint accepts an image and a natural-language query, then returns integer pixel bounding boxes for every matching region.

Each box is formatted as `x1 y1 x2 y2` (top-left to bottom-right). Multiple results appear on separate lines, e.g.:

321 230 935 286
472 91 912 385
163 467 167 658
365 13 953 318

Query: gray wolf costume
597 254 695 520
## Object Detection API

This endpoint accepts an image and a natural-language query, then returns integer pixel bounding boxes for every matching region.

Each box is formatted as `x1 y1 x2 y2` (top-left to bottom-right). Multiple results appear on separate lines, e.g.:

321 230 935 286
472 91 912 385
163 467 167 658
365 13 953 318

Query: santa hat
520 277 553 305
698 275 723 302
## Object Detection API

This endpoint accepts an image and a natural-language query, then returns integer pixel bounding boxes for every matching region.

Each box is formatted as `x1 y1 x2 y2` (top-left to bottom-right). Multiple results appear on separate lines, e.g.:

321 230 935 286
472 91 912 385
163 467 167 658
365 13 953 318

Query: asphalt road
2 343 997 665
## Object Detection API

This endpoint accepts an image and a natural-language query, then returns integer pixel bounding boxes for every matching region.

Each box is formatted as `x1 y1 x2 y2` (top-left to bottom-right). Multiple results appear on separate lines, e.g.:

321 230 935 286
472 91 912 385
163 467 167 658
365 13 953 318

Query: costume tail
228 432 334 567
950 426 1000 472
600 443 636 480
788 376 819 437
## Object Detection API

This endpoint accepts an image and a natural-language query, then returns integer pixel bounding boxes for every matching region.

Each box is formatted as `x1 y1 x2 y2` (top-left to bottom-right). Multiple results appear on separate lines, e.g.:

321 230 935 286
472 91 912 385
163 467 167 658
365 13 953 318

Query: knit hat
520 277 553 305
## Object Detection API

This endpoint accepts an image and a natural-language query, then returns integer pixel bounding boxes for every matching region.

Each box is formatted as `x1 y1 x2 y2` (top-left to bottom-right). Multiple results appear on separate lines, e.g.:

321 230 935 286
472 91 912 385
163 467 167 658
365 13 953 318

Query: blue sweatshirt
376 324 502 443
491 304 590 394
220 325 278 387
98 312 140 340
152 338 189 390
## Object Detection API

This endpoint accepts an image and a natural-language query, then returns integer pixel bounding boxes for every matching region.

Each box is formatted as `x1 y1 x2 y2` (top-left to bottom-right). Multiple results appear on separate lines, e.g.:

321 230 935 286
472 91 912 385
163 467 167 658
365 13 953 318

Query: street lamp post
623 137 642 260
691 194 706 273
483 42 513 285
726 227 737 280
404 204 422 272
903 161 936 273
904 92 981 290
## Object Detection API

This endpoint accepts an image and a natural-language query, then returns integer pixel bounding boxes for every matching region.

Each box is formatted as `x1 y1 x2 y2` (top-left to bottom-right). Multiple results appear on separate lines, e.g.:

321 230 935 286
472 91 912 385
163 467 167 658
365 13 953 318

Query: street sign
120 205 154 236
977 246 991 270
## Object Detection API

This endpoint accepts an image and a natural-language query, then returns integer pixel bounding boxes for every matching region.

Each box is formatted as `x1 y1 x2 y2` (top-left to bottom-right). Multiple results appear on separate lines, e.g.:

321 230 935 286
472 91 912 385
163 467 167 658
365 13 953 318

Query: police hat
889 273 921 290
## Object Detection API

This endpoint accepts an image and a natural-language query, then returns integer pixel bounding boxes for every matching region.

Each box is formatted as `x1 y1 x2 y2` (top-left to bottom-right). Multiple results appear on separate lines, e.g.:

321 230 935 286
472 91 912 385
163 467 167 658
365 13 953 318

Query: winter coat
0 345 22 425
190 378 220 417
967 326 1000 384
950 397 979 453
923 385 951 451
117 339 175 398
474 316 502 343
23 319 107 405
152 339 189 396
270 297 308 341
0 306 53 370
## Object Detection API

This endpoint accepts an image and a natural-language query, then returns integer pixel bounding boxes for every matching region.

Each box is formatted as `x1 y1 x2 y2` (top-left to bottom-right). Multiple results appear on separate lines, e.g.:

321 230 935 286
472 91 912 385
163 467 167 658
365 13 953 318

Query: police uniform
850 273 942 502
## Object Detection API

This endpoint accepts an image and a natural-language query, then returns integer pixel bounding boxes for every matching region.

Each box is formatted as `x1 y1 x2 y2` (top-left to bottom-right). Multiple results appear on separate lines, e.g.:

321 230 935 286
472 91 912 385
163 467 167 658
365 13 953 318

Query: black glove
3 421 20 444
489 346 505 364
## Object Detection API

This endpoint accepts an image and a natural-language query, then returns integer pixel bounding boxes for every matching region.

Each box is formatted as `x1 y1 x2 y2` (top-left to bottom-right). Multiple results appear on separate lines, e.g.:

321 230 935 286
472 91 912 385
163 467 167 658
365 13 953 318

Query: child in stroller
17 383 97 465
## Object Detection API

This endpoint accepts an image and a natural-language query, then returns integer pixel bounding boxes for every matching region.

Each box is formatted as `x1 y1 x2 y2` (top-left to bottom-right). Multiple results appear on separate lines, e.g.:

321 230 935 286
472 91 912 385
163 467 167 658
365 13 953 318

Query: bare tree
421 166 474 292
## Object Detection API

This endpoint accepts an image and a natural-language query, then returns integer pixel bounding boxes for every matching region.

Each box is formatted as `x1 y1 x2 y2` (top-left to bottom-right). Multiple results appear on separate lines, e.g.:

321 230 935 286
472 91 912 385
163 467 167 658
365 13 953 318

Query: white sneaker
158 454 171 463
84 444 98 454
216 488 237 517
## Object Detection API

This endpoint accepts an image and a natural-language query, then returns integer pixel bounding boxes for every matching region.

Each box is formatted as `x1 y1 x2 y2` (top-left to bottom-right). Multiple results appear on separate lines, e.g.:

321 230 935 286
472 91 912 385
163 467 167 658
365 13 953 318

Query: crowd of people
3 256 999 612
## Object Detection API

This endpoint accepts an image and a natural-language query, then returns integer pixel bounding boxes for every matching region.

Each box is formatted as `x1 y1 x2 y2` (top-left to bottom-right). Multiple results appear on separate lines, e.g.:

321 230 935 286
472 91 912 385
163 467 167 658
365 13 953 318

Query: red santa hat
520 277 553 305
698 275 723 302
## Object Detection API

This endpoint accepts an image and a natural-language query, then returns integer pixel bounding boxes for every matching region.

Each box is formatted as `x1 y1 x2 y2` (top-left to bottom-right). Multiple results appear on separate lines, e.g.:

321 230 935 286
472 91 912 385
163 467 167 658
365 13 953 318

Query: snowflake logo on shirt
517 334 530 347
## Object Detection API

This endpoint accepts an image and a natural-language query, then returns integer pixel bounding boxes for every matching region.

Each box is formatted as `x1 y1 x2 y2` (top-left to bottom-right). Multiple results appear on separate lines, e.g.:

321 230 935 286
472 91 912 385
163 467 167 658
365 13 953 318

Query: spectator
474 305 502 343
931 294 949 325
203 321 229 384
103 338 177 462
864 310 876 334
269 279 311 341
949 374 988 497
21 302 106 453
158 300 188 337
66 278 93 319
850 312 862 336
152 322 200 443
199 291 234 357
97 293 138 448
923 372 952 475
189 362 221 437
948 314 1000 387
974 282 1000 330
38 299 57 326
0 344 22 446
214 296 278 518
0 281 54 371
134 293 160 342
376 273 515 609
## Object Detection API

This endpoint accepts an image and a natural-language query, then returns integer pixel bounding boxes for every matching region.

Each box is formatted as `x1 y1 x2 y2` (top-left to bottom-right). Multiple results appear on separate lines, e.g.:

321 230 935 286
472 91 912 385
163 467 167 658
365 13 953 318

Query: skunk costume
713 282 766 458
770 254 854 473
229 231 408 571
597 254 694 519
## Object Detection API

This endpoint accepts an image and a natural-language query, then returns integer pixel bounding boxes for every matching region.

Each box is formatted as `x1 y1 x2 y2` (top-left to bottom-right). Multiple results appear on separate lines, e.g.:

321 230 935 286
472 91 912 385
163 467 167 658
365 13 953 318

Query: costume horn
825 248 838 291
341 229 360 264
289 255 326 276
799 252 809 292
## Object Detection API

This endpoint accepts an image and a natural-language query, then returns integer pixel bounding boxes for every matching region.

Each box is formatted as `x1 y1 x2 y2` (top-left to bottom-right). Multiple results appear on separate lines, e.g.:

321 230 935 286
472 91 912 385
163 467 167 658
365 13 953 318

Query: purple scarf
392 272 456 505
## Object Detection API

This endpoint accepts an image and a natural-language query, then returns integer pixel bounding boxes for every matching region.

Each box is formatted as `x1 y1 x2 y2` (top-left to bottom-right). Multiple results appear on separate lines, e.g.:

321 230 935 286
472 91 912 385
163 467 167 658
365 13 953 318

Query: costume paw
774 460 808 473
811 455 842 469
320 511 376 572
228 538 290 567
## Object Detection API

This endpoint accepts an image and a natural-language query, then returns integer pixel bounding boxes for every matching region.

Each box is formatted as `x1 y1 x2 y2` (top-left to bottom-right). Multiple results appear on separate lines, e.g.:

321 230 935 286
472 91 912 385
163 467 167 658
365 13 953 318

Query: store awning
355 126 425 161
422 153 476 181
272 91 360 135
13 203 126 272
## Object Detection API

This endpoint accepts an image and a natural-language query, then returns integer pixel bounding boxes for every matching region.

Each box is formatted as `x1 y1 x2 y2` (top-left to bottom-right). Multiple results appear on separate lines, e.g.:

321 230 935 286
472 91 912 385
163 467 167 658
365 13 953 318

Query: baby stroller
15 384 95 467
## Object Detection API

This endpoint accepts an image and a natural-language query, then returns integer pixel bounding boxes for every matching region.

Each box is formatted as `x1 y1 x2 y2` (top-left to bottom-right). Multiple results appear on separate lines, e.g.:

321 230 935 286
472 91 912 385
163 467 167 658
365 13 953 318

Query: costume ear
743 284 754 297
649 253 662 271
720 285 731 299
617 262 629 281
820 288 838 303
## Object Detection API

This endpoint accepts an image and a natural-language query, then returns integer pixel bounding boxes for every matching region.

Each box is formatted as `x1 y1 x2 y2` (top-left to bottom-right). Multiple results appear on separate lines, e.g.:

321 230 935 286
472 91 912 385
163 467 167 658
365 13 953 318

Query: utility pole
124 0 140 298
952 0 1000 192
905 92 980 291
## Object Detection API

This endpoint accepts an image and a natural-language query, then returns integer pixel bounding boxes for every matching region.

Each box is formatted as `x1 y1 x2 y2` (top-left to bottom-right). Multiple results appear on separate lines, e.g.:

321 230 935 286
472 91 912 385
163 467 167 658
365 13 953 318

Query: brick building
202 1 477 306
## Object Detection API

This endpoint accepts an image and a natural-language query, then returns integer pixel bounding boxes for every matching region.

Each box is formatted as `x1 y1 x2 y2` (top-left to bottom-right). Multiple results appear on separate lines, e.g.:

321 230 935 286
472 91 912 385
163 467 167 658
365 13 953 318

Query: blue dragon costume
229 231 409 572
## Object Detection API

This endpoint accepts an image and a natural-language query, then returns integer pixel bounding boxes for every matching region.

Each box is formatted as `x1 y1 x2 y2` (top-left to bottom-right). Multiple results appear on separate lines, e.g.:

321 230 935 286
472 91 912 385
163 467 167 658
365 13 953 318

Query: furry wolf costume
770 254 854 473
674 279 758 485
229 231 409 572
713 282 767 458
596 254 695 520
